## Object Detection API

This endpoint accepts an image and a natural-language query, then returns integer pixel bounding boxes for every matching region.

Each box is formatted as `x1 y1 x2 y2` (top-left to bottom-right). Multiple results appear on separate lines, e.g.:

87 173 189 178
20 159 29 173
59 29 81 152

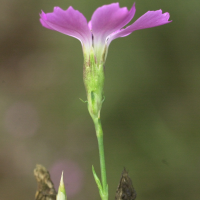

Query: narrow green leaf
92 165 104 199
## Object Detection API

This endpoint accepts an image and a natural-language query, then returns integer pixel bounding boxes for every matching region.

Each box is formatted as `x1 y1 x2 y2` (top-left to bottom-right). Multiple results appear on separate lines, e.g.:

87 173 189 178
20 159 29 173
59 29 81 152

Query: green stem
93 117 108 200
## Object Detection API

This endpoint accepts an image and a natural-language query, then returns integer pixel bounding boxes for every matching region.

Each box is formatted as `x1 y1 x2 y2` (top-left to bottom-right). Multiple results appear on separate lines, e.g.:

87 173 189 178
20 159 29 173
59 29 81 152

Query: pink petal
40 6 92 50
110 9 171 41
91 3 136 60
91 3 136 39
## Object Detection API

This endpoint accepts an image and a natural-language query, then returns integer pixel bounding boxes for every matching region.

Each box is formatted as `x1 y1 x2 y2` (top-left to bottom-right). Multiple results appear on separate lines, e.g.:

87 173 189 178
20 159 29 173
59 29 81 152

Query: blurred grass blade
57 172 67 200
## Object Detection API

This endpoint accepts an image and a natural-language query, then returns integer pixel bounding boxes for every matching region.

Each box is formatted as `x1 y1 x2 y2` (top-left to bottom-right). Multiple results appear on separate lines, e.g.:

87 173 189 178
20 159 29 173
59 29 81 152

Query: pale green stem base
93 118 108 200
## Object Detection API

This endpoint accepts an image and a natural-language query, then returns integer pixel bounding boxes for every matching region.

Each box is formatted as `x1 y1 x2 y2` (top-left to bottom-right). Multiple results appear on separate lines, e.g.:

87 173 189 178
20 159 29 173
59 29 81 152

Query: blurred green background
0 0 199 199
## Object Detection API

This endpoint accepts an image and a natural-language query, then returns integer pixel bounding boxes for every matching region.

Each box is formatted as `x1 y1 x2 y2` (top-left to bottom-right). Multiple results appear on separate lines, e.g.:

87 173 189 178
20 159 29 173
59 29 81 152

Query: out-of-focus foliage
0 0 199 200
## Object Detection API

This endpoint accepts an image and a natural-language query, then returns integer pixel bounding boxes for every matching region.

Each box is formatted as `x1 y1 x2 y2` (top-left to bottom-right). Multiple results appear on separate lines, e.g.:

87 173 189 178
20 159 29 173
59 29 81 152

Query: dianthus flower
40 3 171 200
40 3 171 120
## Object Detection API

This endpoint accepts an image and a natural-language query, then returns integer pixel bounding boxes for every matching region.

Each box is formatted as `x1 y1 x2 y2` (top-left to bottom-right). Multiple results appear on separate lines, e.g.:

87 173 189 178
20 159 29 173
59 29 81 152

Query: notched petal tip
39 5 92 50
39 10 46 18
131 2 136 11
163 12 172 22
39 11 53 29
68 6 76 11
53 6 63 11
155 10 172 25
128 2 136 20
147 9 171 22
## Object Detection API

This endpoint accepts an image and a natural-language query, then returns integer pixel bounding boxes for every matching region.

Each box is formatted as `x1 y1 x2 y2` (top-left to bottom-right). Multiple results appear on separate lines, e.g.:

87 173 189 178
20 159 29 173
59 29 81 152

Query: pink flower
40 3 171 63
40 3 171 119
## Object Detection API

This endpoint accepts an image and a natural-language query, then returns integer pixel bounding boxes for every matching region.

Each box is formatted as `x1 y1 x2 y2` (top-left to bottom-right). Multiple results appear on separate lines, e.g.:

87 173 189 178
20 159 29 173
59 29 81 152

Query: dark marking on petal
92 33 94 47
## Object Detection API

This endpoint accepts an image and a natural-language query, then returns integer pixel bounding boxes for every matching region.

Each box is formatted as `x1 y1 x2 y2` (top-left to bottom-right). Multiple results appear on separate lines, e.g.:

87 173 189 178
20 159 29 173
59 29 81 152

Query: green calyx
83 48 105 121
83 47 108 200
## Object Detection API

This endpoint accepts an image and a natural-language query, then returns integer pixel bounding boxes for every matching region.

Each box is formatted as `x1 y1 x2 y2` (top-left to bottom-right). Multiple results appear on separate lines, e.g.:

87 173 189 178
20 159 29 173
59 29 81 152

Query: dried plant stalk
115 168 137 200
34 164 57 200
